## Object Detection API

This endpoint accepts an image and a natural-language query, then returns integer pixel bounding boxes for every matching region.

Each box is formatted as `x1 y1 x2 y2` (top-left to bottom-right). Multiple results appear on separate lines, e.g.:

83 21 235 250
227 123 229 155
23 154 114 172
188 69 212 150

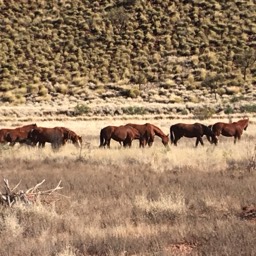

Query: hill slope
0 0 255 105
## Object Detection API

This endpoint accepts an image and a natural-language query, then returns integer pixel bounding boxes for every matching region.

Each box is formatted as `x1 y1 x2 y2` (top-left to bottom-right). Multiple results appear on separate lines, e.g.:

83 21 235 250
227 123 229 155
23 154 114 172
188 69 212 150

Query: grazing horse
54 127 82 148
28 127 66 149
125 123 169 147
99 125 141 148
0 123 37 146
209 118 249 144
170 123 217 147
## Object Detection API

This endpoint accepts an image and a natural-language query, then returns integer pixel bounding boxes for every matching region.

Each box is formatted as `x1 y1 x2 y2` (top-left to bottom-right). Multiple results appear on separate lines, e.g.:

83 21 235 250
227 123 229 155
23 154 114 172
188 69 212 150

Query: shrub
2 91 16 103
55 84 68 94
0 82 13 92
230 95 244 103
38 87 48 96
226 86 241 95
160 79 176 89
121 88 140 98
27 84 39 94
240 104 256 113
122 106 146 115
193 106 215 120
224 105 234 114
74 104 91 116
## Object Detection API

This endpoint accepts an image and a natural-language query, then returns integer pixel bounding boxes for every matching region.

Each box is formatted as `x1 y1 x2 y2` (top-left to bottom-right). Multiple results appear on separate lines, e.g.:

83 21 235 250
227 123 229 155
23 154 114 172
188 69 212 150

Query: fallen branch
0 179 64 207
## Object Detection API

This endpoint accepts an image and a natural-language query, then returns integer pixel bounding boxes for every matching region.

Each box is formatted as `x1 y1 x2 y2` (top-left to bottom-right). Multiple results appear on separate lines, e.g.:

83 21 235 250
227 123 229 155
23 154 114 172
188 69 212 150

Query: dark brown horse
54 127 82 148
28 127 66 149
1 123 37 146
99 125 141 148
125 123 169 147
209 118 249 144
170 123 217 147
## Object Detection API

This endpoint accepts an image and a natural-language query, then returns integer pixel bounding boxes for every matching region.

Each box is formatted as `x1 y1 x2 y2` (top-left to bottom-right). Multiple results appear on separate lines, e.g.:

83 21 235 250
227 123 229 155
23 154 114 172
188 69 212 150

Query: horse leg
107 139 111 148
148 139 154 147
140 138 146 148
174 136 180 146
234 135 241 144
196 137 204 147
9 142 15 147
39 142 45 148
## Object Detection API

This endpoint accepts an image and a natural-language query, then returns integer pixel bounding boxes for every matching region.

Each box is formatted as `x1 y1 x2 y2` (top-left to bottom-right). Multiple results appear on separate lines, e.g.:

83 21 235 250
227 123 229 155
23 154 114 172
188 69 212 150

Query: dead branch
0 179 64 207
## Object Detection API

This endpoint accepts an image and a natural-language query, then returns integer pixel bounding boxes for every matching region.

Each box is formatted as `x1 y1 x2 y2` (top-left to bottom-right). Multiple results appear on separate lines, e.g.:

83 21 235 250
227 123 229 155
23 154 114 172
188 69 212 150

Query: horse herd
0 124 82 149
99 118 249 148
0 118 249 150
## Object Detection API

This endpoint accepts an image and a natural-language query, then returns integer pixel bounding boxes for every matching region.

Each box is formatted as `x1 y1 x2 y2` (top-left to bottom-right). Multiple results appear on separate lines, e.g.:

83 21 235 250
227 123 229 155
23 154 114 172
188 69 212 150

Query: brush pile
0 179 63 207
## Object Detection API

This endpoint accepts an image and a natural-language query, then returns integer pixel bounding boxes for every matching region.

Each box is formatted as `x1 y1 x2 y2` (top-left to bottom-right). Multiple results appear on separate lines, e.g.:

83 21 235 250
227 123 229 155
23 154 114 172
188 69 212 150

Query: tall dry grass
0 119 255 255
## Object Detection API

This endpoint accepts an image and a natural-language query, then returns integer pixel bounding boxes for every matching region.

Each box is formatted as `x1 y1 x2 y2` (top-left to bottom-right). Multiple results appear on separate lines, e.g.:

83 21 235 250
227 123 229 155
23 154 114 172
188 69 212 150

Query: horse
0 128 13 144
209 118 249 144
1 123 37 146
170 123 217 147
99 125 141 148
54 127 82 148
125 123 169 147
28 127 66 149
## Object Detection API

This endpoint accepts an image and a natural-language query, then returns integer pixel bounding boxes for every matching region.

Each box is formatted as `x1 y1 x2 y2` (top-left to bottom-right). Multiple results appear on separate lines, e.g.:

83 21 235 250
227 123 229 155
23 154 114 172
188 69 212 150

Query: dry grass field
0 117 256 256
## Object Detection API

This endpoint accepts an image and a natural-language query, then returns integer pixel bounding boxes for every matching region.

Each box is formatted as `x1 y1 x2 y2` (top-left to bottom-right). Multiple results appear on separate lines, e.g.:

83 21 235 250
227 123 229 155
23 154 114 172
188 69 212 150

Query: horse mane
147 123 167 138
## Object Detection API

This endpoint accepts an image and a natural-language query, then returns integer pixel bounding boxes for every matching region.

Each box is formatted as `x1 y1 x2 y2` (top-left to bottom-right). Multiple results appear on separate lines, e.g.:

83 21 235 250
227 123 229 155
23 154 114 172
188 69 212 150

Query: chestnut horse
54 127 82 148
0 123 37 146
170 123 217 147
209 118 249 144
125 123 169 147
28 127 66 149
99 125 141 148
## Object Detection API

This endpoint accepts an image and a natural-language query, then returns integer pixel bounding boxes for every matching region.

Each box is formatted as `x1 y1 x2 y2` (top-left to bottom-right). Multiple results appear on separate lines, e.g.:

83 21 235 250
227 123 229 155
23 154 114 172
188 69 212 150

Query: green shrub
74 104 91 116
240 104 256 113
224 105 234 114
121 88 140 98
122 106 146 115
230 95 244 103
193 106 215 120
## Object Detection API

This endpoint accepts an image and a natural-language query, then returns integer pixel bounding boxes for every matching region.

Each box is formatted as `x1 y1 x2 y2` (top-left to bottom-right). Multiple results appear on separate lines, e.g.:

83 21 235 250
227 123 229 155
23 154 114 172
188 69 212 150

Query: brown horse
28 127 66 149
125 123 169 147
99 125 141 148
0 128 13 144
1 123 37 146
54 127 82 148
209 118 249 144
170 123 217 147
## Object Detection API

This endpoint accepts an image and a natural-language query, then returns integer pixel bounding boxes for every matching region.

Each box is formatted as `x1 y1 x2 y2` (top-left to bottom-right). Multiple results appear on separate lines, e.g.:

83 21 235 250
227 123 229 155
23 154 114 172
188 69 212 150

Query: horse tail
170 126 175 144
99 129 105 147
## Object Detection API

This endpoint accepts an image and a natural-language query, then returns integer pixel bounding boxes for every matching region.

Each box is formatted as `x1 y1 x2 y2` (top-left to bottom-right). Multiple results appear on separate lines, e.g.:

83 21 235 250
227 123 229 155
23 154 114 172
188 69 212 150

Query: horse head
162 134 169 146
243 119 249 131
71 134 82 148
204 125 218 145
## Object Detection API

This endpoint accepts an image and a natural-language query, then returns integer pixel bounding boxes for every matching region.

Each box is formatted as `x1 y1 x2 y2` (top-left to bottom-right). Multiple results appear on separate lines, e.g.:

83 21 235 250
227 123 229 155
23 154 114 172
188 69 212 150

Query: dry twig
0 179 63 207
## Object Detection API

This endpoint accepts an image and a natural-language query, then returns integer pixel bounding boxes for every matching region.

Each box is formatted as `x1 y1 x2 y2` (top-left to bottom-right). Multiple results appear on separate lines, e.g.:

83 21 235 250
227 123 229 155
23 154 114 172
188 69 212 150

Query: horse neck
152 126 166 138
237 119 248 129
202 125 211 135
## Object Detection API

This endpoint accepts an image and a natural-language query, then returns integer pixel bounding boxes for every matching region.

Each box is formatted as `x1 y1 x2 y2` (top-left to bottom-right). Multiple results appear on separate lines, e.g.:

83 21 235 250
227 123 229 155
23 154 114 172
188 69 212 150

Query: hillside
0 0 255 112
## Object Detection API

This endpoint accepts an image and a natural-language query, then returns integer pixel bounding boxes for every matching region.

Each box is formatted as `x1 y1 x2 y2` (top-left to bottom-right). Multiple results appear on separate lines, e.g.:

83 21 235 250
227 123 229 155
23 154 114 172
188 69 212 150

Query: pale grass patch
203 195 234 212
56 245 77 256
3 213 23 237
135 190 186 214
17 202 59 220
82 222 162 239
